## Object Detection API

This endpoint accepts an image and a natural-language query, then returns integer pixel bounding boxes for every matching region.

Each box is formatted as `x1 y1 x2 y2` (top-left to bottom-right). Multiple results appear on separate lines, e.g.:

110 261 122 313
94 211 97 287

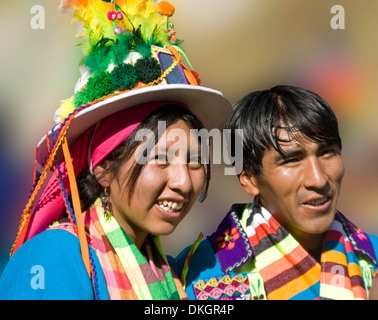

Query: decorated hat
11 0 232 275
36 0 232 167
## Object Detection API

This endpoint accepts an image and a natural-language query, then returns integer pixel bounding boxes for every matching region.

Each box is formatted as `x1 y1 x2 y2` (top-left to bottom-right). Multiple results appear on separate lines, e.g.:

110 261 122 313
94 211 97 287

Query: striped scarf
84 199 187 300
239 200 375 300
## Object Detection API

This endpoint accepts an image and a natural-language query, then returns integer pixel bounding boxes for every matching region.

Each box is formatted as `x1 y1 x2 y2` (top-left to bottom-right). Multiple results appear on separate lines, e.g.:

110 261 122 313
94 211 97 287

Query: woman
0 0 231 299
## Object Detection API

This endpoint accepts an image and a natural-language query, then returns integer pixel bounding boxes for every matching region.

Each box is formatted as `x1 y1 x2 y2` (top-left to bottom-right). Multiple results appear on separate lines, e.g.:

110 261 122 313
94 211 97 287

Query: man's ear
239 170 260 196
93 162 111 188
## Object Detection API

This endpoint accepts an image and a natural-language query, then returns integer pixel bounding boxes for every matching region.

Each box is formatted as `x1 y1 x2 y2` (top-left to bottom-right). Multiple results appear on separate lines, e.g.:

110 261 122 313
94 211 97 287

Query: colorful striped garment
54 199 187 300
176 199 378 300
239 200 373 300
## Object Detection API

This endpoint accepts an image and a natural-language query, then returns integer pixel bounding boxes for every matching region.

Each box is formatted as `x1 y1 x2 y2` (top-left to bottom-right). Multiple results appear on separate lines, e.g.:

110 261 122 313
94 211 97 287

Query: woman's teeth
158 200 184 212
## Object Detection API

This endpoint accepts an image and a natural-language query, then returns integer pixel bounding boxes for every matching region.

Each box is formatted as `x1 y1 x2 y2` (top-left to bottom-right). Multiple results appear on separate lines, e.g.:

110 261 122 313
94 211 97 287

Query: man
173 85 378 300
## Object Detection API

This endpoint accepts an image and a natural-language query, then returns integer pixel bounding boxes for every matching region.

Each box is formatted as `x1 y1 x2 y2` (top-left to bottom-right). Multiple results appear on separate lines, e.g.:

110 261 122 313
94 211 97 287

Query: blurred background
1 0 378 274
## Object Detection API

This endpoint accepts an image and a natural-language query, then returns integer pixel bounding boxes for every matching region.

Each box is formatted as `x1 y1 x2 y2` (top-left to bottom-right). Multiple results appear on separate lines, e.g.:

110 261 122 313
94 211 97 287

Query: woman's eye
189 156 201 164
188 156 203 168
150 154 168 164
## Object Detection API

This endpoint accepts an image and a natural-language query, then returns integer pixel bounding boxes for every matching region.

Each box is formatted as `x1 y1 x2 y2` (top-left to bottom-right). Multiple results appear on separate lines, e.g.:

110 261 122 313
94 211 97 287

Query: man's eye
282 158 299 165
321 148 339 157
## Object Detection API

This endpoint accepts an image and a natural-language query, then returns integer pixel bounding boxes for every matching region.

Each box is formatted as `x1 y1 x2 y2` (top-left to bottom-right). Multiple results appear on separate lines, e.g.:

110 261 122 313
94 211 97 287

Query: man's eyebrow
318 141 338 149
274 148 303 162
274 141 340 161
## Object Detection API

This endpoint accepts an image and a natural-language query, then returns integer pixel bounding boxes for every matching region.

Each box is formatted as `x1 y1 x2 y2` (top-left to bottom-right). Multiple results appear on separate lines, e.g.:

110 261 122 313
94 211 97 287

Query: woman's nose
167 164 193 194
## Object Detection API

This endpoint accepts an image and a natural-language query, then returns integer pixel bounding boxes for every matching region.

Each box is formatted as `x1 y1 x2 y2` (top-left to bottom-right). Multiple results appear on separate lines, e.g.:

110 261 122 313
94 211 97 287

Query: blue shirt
0 229 109 300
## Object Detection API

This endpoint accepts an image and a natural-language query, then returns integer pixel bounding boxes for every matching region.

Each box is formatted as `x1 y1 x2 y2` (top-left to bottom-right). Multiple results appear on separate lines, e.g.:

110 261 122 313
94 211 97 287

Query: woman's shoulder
0 228 108 300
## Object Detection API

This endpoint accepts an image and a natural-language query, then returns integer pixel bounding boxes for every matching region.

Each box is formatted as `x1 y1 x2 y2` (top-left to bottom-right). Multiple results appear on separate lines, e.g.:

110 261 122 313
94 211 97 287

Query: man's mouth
303 196 330 206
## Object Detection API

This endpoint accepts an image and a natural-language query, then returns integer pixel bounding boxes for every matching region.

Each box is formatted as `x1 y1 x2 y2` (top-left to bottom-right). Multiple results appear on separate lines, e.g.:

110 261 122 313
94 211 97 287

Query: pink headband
23 101 183 242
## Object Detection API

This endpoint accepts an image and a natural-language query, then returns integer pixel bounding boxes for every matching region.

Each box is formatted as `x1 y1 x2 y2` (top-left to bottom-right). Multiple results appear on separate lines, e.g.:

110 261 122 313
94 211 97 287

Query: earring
101 187 112 222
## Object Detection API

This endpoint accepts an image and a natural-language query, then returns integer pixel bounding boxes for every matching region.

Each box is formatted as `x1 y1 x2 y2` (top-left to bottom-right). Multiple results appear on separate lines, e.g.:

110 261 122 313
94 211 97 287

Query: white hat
36 0 232 166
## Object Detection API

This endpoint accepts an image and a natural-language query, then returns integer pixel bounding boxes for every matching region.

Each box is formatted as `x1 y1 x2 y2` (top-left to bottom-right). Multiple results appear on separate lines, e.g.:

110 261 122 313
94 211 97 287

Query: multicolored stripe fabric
240 200 375 300
84 201 136 299
52 198 187 299
84 198 187 300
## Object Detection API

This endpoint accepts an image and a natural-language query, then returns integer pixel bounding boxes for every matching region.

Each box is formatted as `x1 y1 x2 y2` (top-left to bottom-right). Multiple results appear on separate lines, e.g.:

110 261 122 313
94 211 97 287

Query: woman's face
107 120 206 247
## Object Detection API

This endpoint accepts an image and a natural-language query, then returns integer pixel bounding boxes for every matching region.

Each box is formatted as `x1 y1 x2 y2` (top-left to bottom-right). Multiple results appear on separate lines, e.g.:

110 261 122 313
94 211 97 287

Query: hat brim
36 84 232 166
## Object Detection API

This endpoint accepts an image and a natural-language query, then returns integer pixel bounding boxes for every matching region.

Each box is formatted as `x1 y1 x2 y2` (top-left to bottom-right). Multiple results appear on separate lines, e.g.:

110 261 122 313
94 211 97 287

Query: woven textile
84 199 186 300
240 199 374 300
193 274 252 300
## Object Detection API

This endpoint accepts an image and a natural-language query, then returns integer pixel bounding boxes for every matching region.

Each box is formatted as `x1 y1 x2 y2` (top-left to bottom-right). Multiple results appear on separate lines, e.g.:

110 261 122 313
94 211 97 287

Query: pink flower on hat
107 10 117 20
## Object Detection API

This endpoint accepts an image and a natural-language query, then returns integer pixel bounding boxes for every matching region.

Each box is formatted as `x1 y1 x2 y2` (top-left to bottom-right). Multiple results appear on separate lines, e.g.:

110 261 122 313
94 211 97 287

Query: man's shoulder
175 202 253 274
174 237 221 277
337 212 378 267
367 233 378 255
173 203 256 299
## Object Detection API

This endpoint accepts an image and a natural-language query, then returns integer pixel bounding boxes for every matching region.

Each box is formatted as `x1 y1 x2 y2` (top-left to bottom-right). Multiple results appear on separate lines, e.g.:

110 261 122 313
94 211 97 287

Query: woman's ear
93 162 111 188
239 170 260 196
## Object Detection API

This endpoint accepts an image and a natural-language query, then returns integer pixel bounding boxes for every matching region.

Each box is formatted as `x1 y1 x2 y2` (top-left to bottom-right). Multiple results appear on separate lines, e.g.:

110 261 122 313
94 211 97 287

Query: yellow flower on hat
58 96 75 121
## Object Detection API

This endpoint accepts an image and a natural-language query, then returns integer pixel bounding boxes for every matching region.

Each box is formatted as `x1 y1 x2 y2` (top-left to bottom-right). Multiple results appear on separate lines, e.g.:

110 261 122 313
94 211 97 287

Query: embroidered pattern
248 272 266 300
337 211 378 266
193 274 251 300
208 210 253 274
216 227 240 250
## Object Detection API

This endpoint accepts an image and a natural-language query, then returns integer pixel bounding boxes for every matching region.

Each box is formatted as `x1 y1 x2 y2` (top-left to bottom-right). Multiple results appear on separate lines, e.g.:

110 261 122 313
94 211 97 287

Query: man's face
241 129 345 237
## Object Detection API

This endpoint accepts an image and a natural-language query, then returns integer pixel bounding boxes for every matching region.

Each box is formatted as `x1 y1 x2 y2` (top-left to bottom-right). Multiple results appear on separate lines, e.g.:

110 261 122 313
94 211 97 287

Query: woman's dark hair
77 104 209 211
227 85 342 177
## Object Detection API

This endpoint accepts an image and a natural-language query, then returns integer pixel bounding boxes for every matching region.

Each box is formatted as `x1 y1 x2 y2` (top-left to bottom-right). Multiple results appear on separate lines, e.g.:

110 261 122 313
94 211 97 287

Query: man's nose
303 157 328 190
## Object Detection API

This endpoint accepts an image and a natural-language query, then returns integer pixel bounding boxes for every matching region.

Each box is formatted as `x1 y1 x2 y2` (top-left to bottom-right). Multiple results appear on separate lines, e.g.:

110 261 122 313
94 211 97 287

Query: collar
207 202 378 274
207 203 253 274
336 211 377 266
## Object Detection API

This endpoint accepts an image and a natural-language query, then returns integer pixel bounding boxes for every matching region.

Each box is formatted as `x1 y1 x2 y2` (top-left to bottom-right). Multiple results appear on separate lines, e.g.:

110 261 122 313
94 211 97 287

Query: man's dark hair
227 85 342 176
